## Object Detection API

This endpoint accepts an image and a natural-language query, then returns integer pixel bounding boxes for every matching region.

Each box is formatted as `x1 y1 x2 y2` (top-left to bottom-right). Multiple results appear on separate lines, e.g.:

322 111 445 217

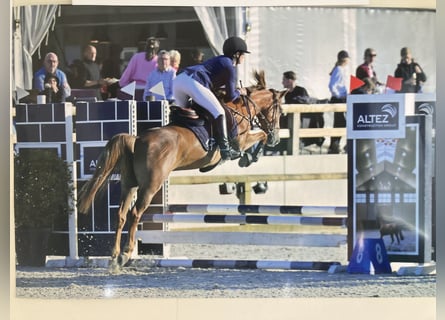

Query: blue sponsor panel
136 100 166 132
75 101 134 255
15 103 68 143
136 101 167 254
81 145 105 178
76 100 133 142
41 123 66 142
14 103 73 257
103 122 131 140
352 102 400 131
14 100 167 257
76 123 102 141
76 180 122 232
15 124 40 142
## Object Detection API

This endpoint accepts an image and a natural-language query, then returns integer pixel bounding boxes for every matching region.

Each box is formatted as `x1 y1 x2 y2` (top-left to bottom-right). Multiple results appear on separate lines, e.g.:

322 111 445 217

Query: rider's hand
238 87 247 96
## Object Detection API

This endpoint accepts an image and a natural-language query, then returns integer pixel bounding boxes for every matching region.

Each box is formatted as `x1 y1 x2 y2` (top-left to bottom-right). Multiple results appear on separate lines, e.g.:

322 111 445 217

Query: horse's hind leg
109 185 137 272
118 184 161 267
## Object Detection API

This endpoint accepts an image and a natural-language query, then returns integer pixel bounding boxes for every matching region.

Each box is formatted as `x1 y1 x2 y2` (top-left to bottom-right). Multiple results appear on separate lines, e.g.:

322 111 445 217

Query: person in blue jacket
173 36 249 161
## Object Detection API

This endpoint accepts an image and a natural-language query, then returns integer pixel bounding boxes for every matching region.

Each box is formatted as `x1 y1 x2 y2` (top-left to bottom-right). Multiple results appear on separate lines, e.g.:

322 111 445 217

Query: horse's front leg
239 131 267 167
243 130 268 149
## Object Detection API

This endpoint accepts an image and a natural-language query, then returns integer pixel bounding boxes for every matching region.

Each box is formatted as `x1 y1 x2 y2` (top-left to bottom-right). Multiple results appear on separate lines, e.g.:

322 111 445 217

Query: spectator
39 73 65 103
119 37 160 89
182 48 204 68
394 47 427 93
143 50 176 101
169 49 181 72
355 48 383 92
33 52 71 99
281 70 324 150
191 48 204 64
328 50 350 154
75 44 115 100
101 44 122 99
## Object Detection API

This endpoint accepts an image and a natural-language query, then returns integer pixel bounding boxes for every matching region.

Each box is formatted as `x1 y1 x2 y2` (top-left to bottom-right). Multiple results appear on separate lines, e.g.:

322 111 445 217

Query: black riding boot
215 115 241 160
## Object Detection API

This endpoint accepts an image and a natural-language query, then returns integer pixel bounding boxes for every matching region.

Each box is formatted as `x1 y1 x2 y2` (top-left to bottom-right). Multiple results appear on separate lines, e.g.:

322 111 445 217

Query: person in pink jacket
119 37 160 89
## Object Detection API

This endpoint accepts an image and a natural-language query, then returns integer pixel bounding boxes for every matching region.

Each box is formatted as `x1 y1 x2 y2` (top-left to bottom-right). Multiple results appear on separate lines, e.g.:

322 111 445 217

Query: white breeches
173 72 224 119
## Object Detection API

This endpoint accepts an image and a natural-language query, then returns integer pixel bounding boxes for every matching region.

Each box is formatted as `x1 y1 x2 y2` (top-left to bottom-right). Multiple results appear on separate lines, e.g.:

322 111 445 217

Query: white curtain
13 5 59 90
194 7 244 56
253 7 436 98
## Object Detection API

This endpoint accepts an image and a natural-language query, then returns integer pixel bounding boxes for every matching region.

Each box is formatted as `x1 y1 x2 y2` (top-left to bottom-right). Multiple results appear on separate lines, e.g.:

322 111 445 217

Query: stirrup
220 147 241 161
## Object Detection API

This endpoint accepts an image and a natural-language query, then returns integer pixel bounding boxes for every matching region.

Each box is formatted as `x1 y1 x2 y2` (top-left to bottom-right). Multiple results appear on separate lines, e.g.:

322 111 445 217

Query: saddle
169 105 200 120
168 102 238 152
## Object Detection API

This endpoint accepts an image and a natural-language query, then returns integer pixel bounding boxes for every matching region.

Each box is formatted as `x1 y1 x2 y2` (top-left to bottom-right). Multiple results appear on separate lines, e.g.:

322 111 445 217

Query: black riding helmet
223 36 250 57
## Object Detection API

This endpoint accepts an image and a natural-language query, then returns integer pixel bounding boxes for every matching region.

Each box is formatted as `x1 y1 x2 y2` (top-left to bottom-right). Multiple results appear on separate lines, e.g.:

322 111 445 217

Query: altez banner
347 94 413 139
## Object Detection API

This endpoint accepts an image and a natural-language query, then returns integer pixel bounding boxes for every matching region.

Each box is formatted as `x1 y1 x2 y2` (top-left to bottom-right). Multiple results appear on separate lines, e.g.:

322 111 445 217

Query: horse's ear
252 70 266 89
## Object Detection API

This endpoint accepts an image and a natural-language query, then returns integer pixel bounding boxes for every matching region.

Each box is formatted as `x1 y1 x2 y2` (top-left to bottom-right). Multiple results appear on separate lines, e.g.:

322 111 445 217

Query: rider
172 36 249 161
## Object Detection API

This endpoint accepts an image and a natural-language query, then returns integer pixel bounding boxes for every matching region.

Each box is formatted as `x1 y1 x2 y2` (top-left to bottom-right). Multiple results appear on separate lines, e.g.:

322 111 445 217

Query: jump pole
141 213 347 227
149 258 340 271
167 204 347 215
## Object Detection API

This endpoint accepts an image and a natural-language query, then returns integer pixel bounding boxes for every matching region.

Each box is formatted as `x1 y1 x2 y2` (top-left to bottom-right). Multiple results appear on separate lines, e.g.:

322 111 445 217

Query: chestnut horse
77 71 286 270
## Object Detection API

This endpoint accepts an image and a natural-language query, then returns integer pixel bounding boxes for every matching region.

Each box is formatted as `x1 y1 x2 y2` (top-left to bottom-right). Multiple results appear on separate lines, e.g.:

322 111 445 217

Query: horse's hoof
108 258 122 274
238 153 253 167
118 254 131 267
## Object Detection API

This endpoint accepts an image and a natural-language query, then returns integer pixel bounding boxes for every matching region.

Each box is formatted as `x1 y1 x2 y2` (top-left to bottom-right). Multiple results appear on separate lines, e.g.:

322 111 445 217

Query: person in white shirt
328 50 350 154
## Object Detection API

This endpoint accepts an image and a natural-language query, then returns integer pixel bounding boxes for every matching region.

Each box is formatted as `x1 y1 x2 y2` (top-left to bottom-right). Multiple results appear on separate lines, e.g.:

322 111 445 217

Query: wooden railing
280 103 347 155
170 172 347 185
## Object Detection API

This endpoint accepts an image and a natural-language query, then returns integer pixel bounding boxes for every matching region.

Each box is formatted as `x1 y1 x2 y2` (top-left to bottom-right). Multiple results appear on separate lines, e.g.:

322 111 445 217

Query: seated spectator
170 49 181 72
39 73 65 103
74 45 116 100
33 52 71 99
143 50 176 101
182 48 205 68
191 48 204 64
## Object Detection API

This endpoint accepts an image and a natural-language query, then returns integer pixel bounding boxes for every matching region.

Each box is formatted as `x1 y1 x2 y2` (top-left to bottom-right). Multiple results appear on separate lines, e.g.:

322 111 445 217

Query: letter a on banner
347 238 392 274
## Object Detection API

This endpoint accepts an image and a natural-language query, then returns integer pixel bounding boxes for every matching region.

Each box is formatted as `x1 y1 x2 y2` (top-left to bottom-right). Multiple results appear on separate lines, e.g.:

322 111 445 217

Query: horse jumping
77 70 286 270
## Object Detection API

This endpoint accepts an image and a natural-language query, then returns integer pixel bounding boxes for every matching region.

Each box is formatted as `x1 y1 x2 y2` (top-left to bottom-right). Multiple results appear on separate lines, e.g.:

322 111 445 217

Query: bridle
237 90 282 137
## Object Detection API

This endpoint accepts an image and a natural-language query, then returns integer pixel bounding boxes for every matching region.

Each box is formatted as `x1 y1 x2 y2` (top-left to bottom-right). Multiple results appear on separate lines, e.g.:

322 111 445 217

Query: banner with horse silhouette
348 93 435 264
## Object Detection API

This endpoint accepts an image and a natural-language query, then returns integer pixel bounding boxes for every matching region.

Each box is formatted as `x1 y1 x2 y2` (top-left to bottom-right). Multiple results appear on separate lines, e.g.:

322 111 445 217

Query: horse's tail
77 133 136 214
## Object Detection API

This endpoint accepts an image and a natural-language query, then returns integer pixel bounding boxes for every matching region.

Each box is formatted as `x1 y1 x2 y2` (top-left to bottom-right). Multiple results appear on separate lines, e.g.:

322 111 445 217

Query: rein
231 91 280 136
